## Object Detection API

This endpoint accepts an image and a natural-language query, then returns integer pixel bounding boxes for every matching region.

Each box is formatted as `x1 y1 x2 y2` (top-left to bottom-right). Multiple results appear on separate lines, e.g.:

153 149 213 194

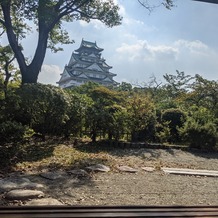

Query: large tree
0 0 122 84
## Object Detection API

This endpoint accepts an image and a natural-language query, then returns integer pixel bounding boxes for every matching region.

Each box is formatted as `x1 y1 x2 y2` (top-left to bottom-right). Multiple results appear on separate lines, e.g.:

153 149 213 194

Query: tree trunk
91 130 97 143
3 71 11 99
1 2 50 84
1 2 27 80
21 25 49 84
108 132 112 140
21 66 40 84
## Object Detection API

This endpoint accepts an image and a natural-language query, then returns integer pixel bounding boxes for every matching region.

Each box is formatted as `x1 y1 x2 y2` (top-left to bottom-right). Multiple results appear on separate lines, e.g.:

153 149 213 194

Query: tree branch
138 0 174 11
58 0 88 14
47 0 90 32
1 2 27 73
0 29 5 36
137 0 156 12
0 18 6 27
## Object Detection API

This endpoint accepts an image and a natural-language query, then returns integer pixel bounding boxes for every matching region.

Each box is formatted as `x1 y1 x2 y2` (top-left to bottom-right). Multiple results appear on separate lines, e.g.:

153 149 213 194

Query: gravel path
1 148 218 206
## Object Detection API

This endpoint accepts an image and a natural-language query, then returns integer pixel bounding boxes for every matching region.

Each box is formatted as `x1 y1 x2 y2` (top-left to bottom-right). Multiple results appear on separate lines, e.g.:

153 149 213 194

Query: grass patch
14 142 115 172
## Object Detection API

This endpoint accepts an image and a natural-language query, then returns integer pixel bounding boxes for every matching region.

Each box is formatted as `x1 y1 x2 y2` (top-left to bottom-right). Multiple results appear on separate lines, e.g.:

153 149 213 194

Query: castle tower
57 39 118 88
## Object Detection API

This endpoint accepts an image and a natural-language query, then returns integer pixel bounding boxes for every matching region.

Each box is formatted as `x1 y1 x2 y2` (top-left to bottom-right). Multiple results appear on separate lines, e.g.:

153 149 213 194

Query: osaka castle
57 39 118 88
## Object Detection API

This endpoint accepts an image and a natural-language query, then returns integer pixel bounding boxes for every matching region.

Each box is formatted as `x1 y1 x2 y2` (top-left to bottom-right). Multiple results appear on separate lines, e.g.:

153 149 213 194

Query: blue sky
28 0 218 85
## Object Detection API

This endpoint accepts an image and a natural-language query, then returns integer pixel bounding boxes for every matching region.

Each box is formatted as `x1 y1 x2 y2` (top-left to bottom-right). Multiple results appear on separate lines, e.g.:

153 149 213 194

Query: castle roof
75 39 103 53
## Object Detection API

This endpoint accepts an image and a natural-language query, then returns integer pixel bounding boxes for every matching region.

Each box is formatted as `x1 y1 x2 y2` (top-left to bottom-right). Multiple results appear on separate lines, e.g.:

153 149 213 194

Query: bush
0 121 27 143
62 92 89 138
180 121 217 150
126 94 156 142
13 84 69 136
179 107 217 150
162 108 186 143
155 121 171 143
0 121 32 168
0 121 27 168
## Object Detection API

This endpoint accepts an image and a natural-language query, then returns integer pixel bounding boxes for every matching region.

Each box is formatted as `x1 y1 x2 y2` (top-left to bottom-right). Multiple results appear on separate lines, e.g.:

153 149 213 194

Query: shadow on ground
74 140 218 161
0 141 56 172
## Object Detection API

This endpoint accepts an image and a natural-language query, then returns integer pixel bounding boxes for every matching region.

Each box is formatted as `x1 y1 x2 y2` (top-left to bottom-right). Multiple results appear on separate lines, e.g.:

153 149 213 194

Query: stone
0 178 44 193
68 169 89 177
40 172 66 180
117 166 138 173
86 164 110 172
5 189 44 200
141 167 155 172
26 198 63 205
142 153 152 159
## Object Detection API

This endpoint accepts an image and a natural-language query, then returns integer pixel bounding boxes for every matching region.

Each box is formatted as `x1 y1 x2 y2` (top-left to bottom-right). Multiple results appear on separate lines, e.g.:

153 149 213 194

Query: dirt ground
2 148 218 206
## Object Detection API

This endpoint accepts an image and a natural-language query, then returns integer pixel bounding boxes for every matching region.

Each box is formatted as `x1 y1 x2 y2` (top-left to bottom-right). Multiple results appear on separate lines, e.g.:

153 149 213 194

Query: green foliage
0 44 18 98
179 107 217 149
13 84 69 136
89 86 121 105
190 75 218 117
126 94 156 142
63 91 89 138
162 108 186 143
102 104 128 141
73 81 100 95
117 82 133 92
0 121 27 143
0 71 217 152
180 121 217 150
0 45 14 64
155 121 171 143
84 86 123 142
163 70 194 96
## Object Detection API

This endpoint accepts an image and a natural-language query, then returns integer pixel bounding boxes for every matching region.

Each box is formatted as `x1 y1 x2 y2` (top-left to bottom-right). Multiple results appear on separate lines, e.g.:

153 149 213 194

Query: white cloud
112 39 218 83
115 0 126 17
151 45 178 60
38 64 62 86
174 40 209 55
116 40 178 62
79 19 105 30
91 20 106 29
79 20 89 27
115 39 213 63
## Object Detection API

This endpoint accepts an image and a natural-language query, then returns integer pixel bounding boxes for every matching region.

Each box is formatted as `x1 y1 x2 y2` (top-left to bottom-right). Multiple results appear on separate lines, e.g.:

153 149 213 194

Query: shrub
126 94 156 142
0 121 35 168
0 121 27 143
62 92 89 138
179 107 217 150
162 108 186 143
180 121 217 150
13 84 69 136
155 121 171 143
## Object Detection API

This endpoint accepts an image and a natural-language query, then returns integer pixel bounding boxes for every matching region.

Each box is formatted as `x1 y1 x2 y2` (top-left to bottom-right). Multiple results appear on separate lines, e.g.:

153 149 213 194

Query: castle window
73 71 80 75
